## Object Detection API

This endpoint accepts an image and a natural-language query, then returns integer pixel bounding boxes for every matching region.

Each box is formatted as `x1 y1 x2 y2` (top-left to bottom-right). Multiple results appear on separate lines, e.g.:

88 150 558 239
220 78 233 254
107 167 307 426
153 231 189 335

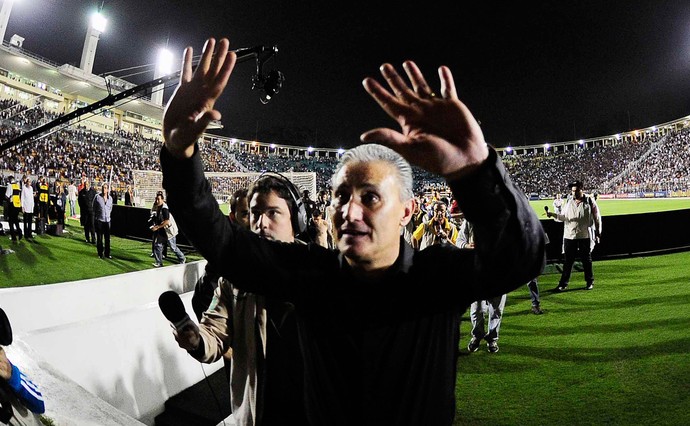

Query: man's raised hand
163 38 236 159
361 61 489 180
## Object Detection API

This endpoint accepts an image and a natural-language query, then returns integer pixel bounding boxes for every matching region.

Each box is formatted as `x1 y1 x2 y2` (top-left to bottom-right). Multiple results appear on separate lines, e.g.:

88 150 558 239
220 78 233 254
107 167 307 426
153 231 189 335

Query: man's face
250 190 294 242
231 196 250 229
85 181 90 189
102 184 109 194
332 161 413 270
572 186 584 199
433 204 447 222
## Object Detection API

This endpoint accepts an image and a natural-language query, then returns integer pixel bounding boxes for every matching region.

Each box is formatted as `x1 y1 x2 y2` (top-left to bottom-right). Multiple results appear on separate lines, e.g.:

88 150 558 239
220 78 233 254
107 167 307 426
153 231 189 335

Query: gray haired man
160 38 544 425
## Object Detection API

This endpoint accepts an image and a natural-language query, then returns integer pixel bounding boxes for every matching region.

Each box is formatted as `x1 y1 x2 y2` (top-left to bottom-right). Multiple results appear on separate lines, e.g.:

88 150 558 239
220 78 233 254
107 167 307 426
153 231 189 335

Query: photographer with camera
150 192 186 267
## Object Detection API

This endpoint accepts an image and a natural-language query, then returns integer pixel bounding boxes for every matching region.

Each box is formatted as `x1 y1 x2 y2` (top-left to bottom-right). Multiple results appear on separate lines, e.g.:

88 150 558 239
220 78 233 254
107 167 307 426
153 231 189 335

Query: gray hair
332 144 414 201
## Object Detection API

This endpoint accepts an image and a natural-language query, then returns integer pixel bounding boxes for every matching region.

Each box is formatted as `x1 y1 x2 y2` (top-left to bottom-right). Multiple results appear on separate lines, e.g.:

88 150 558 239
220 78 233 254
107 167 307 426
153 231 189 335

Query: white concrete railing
0 260 223 425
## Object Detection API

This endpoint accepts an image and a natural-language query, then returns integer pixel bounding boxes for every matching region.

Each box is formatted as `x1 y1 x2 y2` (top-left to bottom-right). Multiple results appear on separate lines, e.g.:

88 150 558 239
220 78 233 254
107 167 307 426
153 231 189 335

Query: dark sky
6 0 690 149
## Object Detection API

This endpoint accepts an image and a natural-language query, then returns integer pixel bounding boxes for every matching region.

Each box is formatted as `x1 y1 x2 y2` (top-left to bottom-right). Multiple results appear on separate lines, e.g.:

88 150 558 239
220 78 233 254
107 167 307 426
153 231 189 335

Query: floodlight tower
151 47 173 106
0 0 18 43
80 9 107 74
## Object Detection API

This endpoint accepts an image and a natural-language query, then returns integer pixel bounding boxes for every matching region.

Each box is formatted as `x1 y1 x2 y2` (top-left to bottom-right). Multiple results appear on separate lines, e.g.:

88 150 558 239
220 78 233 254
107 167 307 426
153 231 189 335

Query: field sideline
530 197 690 216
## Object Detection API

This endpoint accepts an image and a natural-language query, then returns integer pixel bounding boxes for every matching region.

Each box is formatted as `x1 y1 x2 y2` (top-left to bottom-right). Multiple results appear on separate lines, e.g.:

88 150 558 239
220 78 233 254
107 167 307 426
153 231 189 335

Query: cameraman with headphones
173 173 309 426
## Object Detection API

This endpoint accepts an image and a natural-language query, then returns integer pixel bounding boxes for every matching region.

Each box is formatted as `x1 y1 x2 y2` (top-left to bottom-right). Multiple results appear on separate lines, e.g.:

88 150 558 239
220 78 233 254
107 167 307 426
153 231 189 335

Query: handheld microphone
0 308 12 346
158 291 197 332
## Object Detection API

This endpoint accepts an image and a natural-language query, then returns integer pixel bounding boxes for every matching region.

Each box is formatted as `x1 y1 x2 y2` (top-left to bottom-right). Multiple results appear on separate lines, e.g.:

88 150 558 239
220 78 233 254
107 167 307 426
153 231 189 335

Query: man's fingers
362 78 406 120
195 38 216 78
210 38 230 80
403 61 435 98
181 47 193 84
380 63 416 102
438 66 458 100
216 51 237 92
360 128 408 151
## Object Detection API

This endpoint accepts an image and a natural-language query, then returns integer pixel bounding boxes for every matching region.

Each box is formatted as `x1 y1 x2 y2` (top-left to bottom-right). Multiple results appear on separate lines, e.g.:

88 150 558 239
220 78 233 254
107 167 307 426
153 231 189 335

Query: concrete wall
0 260 224 425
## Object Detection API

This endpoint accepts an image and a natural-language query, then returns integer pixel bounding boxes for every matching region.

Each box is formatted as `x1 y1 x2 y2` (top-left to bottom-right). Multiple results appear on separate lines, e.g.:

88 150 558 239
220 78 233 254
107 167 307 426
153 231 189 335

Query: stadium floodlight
151 47 174 106
615 134 621 140
337 148 345 156
307 146 314 153
90 11 107 33
270 143 276 149
506 146 513 153
156 48 174 76
80 10 107 74
579 139 585 145
544 143 550 150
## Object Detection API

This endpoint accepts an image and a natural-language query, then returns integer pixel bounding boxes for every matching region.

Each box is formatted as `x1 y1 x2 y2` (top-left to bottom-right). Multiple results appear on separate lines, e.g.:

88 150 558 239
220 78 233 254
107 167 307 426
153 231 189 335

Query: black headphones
254 171 309 235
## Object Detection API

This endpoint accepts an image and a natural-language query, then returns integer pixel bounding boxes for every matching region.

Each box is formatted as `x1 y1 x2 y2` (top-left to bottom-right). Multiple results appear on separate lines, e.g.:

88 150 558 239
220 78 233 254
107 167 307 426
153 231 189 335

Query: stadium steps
154 368 231 426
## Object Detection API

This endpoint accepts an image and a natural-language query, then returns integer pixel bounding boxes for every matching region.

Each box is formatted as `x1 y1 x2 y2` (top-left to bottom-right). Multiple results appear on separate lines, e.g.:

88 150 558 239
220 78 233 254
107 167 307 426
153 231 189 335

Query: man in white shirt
546 181 602 291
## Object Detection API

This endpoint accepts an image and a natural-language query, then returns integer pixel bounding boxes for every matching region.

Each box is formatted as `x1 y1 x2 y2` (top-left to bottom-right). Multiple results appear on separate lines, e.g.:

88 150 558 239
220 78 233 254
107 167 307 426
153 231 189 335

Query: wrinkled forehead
333 160 400 192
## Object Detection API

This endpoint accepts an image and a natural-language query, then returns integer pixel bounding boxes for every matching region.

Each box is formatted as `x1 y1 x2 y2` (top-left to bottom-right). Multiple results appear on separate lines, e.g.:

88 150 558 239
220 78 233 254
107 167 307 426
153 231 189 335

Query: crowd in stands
502 138 656 195
611 128 690 192
1 100 689 199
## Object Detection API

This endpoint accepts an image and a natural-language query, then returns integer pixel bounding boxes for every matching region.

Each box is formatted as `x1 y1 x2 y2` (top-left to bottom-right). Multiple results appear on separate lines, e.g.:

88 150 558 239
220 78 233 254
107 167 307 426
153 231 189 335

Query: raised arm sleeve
161 145 334 300
449 148 546 301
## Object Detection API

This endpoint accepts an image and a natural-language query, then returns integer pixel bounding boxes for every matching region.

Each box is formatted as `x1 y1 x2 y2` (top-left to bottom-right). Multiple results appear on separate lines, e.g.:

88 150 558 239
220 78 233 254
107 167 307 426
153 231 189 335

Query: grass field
0 218 203 287
530 197 690 217
454 252 690 425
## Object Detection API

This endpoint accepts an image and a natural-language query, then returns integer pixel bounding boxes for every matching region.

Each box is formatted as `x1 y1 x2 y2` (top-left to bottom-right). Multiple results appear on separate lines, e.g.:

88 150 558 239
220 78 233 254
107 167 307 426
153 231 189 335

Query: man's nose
342 198 363 222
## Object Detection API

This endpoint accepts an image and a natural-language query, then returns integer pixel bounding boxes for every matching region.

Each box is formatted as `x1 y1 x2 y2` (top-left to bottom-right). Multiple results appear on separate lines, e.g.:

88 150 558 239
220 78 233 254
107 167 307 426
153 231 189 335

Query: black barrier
541 208 690 261
110 205 191 247
109 203 690 260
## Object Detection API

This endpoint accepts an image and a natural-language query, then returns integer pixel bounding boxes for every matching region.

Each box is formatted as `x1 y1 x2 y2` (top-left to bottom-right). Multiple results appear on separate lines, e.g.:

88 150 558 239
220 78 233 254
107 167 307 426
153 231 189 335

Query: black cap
569 180 583 189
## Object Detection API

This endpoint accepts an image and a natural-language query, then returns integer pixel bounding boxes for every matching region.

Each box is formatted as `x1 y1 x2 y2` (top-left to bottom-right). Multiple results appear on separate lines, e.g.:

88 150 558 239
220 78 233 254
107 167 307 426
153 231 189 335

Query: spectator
20 177 34 240
3 176 22 242
78 180 97 244
124 184 134 206
66 180 78 218
412 200 459 249
93 183 113 259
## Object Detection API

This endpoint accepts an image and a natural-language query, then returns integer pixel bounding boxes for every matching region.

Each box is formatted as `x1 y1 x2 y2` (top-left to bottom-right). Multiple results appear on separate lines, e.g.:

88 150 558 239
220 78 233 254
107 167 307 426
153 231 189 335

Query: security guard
36 176 49 233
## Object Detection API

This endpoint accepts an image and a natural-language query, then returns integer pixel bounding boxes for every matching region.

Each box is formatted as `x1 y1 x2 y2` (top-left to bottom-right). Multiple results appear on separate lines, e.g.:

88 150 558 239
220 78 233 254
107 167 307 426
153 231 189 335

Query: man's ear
400 198 415 227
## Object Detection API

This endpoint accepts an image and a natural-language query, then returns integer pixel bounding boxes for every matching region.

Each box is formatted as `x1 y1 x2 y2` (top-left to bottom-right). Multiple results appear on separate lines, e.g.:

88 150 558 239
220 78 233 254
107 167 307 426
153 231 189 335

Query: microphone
0 308 12 346
158 291 197 332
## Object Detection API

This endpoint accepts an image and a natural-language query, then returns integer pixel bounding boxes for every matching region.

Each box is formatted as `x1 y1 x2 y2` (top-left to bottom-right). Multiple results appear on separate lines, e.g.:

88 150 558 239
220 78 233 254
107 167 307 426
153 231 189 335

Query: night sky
6 0 690 149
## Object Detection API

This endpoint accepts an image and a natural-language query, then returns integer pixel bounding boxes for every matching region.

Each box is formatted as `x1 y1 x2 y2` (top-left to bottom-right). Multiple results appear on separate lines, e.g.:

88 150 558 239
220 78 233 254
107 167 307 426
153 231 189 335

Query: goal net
132 170 317 207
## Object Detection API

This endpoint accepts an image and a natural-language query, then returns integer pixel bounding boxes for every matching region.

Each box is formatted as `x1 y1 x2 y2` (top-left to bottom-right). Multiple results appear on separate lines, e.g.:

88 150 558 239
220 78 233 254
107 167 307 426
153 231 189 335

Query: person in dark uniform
78 180 97 243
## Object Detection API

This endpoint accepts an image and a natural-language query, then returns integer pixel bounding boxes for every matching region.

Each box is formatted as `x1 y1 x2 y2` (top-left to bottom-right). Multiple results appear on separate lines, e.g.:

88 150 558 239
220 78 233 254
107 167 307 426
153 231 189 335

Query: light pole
80 9 107 74
151 47 173 106
0 0 18 44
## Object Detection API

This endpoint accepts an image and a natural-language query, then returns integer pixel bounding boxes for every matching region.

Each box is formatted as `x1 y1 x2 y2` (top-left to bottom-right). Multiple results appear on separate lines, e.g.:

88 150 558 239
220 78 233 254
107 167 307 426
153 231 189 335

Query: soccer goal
132 170 317 207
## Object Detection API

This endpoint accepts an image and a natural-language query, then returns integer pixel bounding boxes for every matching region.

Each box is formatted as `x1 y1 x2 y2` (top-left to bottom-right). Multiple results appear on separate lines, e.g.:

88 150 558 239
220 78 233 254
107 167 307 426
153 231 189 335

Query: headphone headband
253 171 309 235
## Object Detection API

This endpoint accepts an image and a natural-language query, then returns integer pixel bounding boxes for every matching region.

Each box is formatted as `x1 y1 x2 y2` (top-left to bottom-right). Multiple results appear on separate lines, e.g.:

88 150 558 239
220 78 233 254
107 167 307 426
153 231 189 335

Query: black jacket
162 145 545 426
